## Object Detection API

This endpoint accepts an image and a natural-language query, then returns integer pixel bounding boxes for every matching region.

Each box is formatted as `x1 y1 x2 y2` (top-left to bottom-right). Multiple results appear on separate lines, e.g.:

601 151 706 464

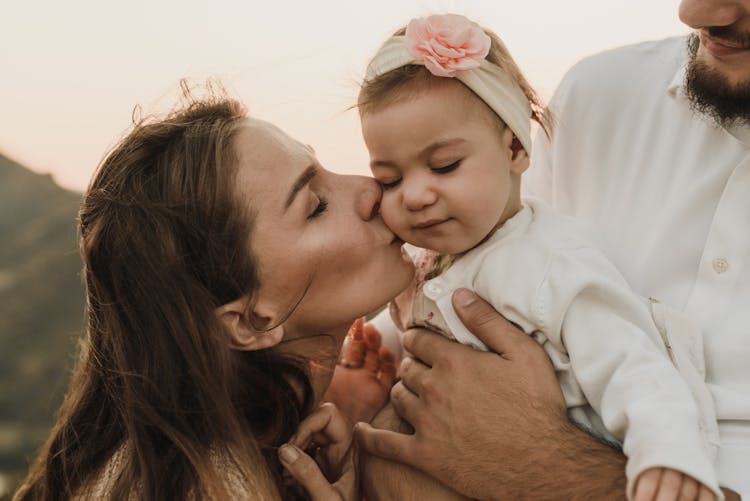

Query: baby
359 14 721 501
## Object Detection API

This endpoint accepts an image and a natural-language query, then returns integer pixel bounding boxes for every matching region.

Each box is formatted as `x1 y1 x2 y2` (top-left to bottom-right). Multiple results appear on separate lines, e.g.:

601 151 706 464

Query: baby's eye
379 179 401 191
307 196 328 219
431 161 460 174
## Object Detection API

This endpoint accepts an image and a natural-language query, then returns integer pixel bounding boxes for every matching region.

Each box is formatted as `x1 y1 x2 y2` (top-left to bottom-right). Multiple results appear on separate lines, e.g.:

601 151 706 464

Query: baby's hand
323 318 397 425
634 467 716 501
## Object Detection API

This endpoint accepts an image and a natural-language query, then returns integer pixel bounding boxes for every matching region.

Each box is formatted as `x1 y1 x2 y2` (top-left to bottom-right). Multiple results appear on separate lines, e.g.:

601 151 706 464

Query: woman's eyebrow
285 164 317 211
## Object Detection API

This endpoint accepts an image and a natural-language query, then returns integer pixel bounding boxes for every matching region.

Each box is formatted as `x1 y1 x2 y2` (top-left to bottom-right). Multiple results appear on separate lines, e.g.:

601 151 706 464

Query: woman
13 89 414 500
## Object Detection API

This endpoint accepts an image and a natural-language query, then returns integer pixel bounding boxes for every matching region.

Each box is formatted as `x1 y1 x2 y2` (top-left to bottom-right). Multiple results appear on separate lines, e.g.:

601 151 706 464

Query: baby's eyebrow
285 164 317 211
422 138 467 156
370 138 467 168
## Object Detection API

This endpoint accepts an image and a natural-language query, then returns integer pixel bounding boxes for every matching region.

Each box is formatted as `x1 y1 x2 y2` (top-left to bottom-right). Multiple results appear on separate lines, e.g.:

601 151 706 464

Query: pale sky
1 0 689 191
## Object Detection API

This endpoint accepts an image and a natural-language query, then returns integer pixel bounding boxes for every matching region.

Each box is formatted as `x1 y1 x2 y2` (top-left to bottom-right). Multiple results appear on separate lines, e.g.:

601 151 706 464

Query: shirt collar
667 63 687 99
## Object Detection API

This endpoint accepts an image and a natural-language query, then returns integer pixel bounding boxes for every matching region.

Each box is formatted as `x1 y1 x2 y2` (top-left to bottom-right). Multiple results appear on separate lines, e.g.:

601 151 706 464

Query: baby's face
361 80 525 255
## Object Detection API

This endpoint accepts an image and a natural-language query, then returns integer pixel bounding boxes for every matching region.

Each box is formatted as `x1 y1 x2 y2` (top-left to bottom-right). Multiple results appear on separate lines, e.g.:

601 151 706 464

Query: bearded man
525 0 750 496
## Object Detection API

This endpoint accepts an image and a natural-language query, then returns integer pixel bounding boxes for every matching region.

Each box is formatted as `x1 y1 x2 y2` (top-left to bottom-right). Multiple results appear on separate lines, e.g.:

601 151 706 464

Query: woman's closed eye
307 196 328 219
431 161 460 174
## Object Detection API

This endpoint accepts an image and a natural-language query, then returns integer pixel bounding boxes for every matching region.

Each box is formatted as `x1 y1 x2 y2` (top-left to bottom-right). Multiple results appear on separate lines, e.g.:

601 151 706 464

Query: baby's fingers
677 476 699 501
655 468 683 501
675 476 718 501
634 468 662 501
697 484 717 501
279 444 342 501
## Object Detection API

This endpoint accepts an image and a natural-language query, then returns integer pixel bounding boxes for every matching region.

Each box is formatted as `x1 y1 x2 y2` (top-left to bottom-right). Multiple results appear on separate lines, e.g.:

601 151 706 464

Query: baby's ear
215 296 284 351
506 128 529 175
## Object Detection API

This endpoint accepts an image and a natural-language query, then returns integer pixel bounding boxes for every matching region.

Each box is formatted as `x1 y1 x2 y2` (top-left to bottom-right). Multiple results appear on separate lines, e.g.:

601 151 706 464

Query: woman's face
233 118 414 346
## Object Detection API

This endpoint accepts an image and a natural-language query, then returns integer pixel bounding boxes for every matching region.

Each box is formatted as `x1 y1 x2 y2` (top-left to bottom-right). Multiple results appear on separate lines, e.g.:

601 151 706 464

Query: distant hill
0 153 84 492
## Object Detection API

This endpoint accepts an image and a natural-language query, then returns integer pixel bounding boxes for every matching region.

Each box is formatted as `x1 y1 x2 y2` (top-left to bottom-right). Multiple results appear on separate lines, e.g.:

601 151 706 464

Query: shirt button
712 257 729 274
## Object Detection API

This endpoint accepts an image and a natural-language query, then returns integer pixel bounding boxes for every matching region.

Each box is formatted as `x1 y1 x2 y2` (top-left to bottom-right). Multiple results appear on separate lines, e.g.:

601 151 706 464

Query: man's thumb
451 288 528 356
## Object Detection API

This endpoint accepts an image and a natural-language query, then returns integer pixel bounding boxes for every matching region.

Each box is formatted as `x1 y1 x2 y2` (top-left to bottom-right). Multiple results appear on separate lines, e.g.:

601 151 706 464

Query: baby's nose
402 180 437 211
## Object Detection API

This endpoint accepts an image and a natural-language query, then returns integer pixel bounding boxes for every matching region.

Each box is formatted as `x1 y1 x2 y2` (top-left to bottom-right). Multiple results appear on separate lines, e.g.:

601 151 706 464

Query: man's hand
355 288 628 500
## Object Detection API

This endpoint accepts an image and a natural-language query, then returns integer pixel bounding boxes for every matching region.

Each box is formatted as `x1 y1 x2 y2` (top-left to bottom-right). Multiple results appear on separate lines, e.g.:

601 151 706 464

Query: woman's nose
352 175 382 221
679 0 747 28
402 177 437 212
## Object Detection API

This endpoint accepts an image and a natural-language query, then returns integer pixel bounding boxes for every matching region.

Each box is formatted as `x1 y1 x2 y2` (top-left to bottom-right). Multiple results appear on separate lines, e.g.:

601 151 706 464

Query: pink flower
405 14 491 77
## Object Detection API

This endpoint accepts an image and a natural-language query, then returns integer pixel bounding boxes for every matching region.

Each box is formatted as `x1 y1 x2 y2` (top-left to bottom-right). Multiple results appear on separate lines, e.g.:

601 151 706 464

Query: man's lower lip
701 32 749 58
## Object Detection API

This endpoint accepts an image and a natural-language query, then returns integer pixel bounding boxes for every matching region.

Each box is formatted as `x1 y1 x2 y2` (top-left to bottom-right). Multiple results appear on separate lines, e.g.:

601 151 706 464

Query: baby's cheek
380 199 405 233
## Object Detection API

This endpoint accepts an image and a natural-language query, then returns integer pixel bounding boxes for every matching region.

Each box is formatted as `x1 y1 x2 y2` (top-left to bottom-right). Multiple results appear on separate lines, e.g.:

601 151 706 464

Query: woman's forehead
235 117 308 163
233 118 312 212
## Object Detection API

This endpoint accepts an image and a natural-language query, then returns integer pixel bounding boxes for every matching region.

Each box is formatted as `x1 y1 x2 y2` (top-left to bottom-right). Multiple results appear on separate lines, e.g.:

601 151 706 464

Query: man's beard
685 32 750 127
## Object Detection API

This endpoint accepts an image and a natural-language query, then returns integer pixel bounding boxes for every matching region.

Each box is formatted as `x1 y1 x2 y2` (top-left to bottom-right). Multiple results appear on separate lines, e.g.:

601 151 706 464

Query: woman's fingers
291 402 352 471
279 444 342 501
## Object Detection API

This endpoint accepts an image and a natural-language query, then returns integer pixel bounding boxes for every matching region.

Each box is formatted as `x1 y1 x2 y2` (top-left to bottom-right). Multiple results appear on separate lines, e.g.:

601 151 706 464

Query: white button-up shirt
526 36 750 495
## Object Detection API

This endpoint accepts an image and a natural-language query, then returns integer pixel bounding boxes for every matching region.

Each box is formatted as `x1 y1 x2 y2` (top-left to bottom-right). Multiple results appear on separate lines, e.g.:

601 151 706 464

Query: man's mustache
706 25 750 49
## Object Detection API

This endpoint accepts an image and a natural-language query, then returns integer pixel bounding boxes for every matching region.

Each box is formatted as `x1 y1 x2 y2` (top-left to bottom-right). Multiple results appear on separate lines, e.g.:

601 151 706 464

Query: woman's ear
503 127 530 175
215 296 284 351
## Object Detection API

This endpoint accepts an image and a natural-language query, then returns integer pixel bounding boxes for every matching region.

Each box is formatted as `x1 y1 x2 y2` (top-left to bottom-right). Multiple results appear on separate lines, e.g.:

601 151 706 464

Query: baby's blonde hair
358 25 551 137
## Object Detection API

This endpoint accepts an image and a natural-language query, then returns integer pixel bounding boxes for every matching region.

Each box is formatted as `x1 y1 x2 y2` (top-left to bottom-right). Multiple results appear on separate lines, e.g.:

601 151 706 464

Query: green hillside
0 153 85 496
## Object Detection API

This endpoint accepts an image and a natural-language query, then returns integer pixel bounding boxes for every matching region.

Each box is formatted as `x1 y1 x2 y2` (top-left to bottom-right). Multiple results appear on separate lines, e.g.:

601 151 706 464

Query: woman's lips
700 30 750 58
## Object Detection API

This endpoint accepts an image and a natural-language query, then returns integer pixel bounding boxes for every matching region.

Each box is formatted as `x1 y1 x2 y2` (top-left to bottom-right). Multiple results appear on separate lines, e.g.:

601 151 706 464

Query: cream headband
365 14 533 154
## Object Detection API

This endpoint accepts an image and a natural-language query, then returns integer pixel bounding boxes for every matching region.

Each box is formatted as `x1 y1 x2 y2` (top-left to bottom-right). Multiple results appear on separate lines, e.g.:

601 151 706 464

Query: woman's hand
278 402 358 501
324 318 397 425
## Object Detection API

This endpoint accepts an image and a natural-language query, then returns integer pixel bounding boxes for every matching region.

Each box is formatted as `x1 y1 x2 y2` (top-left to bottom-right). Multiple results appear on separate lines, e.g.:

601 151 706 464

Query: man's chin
685 34 750 127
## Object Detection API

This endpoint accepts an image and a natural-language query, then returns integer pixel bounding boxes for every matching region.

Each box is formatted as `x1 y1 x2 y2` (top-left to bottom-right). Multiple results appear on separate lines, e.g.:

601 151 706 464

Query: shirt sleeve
540 246 720 499
369 307 403 362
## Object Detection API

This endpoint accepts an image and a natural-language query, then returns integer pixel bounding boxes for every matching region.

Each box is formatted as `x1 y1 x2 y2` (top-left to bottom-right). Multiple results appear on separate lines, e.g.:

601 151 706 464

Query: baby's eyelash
308 197 328 219
431 161 460 174
379 179 401 190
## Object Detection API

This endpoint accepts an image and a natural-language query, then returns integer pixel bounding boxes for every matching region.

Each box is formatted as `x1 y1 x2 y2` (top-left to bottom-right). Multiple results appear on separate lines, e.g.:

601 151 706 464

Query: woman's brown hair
14 84 313 500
